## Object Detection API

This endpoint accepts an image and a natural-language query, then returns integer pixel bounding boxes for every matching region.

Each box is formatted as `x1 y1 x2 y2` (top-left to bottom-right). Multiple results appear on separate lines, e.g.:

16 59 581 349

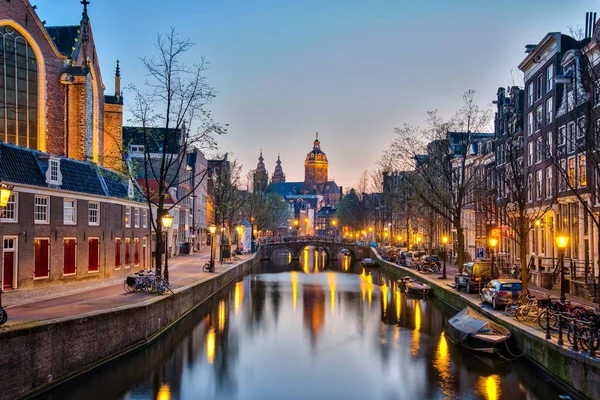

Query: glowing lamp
161 213 173 230
209 224 217 234
555 235 569 249
489 238 498 248
0 183 14 207
442 236 448 244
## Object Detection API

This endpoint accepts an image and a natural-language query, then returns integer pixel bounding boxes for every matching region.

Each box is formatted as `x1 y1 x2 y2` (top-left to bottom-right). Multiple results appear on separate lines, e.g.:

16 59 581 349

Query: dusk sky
39 0 597 190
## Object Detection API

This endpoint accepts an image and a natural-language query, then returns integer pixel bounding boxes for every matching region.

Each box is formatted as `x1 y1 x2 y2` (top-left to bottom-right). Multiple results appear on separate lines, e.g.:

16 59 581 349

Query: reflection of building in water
303 284 326 348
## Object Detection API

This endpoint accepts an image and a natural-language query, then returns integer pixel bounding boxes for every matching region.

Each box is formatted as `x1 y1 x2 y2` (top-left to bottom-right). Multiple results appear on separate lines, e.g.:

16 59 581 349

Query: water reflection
34 247 567 400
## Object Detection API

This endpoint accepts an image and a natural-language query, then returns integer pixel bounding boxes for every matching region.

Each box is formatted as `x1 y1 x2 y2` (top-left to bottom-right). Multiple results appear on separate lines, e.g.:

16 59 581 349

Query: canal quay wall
371 250 599 400
0 254 260 400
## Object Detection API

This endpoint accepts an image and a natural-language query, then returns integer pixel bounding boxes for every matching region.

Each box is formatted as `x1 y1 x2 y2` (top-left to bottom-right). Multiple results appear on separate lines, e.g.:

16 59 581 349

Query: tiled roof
267 182 304 197
0 144 46 187
46 26 80 57
100 168 129 199
136 179 175 204
60 159 105 196
122 126 181 154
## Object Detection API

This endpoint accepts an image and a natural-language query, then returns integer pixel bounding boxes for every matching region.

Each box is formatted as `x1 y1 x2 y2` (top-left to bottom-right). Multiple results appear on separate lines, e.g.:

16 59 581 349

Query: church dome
305 133 328 164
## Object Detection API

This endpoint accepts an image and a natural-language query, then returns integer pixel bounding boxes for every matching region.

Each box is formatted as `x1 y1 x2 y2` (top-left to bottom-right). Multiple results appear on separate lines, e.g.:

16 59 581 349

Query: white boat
360 258 378 266
405 281 431 295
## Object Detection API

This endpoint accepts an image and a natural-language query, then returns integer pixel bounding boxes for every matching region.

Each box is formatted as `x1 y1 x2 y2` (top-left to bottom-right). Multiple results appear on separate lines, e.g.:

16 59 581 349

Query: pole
164 230 169 282
557 313 564 345
560 249 566 304
210 230 215 272
441 243 447 279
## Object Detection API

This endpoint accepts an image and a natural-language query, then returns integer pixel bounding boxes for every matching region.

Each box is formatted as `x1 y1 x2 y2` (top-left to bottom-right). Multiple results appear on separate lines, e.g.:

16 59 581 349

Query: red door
3 252 13 289
63 239 76 275
88 238 99 272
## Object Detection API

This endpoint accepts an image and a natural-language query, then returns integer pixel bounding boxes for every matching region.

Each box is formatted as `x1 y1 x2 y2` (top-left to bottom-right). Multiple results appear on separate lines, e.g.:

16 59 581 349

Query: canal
35 248 568 400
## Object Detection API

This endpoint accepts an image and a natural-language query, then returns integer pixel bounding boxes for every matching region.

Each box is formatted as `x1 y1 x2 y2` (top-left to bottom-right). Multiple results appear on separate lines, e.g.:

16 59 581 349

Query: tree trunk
455 222 465 273
155 222 163 276
520 237 528 294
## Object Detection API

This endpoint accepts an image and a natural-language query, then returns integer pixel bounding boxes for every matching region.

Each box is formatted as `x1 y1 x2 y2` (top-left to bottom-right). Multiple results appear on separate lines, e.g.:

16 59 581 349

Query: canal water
35 248 567 400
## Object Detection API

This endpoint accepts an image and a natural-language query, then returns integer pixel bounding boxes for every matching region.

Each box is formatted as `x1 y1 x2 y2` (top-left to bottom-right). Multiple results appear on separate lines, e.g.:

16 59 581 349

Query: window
536 105 543 130
579 154 587 187
535 137 543 163
546 166 553 198
63 238 77 275
88 202 99 226
1 192 17 222
129 145 144 153
546 97 552 123
528 82 534 106
34 195 49 224
577 116 586 139
568 157 576 188
125 206 131 228
64 199 76 225
560 159 567 191
115 238 122 269
49 160 59 182
546 131 553 158
34 238 49 279
567 122 575 153
88 238 99 272
527 142 534 166
536 169 543 200
536 75 543 99
0 26 39 149
546 65 553 93
527 112 533 135
558 125 566 145
527 173 533 202
142 209 148 228
595 80 600 106
134 207 140 228
125 238 131 266
134 238 140 265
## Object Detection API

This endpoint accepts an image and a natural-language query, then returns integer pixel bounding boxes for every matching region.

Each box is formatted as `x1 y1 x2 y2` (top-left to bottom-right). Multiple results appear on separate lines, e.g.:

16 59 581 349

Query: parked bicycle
123 270 173 295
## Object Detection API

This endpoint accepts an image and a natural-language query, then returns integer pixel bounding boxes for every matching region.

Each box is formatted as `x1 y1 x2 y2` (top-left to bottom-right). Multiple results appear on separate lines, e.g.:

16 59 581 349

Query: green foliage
245 192 289 232
335 188 364 231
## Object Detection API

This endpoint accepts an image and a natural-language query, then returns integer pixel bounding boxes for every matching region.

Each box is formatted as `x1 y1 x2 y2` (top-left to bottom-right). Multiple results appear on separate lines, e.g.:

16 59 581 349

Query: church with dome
253 133 341 207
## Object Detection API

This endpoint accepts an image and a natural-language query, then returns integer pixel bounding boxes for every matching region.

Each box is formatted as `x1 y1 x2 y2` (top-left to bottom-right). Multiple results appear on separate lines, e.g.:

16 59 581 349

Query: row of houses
381 14 600 301
0 1 221 291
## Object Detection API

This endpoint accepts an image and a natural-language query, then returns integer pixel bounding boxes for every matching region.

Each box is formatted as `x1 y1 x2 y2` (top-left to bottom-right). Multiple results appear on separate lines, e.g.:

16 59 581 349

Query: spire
313 132 321 150
80 0 90 68
259 149 264 162
115 60 121 100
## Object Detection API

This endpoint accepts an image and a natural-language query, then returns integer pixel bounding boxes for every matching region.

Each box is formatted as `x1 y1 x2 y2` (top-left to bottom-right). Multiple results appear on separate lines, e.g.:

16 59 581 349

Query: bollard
557 314 564 346
545 309 551 340
572 322 579 352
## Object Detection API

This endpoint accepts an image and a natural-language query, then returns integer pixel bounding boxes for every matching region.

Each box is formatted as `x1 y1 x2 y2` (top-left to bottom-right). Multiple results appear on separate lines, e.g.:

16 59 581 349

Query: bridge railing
259 236 359 246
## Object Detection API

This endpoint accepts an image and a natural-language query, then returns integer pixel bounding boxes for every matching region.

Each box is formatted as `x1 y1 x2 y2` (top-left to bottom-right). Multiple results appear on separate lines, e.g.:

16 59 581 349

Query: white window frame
527 173 533 202
46 158 62 185
546 166 553 199
527 112 533 136
567 122 575 153
1 192 18 223
594 80 600 107
88 201 100 226
546 65 553 93
577 116 586 139
142 209 148 228
546 97 552 123
528 82 534 106
125 206 131 228
34 195 50 224
536 75 543 99
558 125 566 145
568 156 576 188
560 159 567 192
535 105 543 131
134 207 140 228
546 131 553 158
63 199 77 225
527 142 534 166
578 154 587 188
536 169 543 200
535 137 543 164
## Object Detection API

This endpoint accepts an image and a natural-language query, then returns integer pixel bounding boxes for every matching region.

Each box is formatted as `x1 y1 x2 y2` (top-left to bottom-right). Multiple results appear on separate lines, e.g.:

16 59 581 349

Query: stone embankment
371 249 599 400
0 254 259 400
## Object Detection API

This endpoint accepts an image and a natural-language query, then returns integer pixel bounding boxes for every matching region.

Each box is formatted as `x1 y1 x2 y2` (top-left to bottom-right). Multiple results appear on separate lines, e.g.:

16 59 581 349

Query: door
3 238 16 289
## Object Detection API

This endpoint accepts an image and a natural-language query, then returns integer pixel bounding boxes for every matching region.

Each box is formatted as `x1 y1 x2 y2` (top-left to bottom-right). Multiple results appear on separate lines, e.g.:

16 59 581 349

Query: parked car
480 279 523 309
454 261 500 293
406 251 426 268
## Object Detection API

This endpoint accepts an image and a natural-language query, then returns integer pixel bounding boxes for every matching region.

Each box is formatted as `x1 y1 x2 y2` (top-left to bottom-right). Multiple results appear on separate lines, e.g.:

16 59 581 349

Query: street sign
476 247 484 258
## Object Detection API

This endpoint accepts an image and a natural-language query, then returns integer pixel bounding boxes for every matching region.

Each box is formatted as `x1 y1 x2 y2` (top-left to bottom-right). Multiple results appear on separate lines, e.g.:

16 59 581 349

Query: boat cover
448 307 510 341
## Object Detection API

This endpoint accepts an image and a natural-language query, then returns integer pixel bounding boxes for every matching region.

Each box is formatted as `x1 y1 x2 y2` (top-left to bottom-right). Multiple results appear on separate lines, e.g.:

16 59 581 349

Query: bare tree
123 29 227 278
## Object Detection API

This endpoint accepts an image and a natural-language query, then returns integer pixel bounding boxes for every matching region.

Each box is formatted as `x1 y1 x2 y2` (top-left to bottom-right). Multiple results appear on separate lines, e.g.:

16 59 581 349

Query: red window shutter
64 239 76 274
34 240 41 278
125 240 131 265
40 240 49 277
89 239 99 272
115 239 121 268
134 239 140 264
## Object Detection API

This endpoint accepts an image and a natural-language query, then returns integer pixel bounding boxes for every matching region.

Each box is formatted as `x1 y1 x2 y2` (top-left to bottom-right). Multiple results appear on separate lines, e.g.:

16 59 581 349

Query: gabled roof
267 182 304 197
136 178 175 204
46 25 80 57
60 159 105 196
0 144 46 187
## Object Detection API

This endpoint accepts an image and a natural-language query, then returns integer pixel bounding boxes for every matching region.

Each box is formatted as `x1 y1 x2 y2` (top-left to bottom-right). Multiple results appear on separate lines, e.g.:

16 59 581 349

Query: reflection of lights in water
291 271 298 312
234 282 243 314
288 251 292 263
343 255 349 271
396 289 401 320
321 251 326 270
476 375 501 400
218 300 225 332
303 248 309 273
360 269 367 302
410 301 421 357
206 328 215 364
380 282 388 317
366 274 373 306
327 272 336 315
433 332 453 397
157 383 171 400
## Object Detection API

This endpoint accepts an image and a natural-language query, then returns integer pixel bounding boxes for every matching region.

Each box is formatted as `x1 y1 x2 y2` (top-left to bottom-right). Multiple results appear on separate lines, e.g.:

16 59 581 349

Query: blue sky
38 0 598 189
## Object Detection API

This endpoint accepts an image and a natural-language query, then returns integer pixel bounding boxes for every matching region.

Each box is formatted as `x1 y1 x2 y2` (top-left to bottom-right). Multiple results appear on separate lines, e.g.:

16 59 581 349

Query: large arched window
0 26 38 149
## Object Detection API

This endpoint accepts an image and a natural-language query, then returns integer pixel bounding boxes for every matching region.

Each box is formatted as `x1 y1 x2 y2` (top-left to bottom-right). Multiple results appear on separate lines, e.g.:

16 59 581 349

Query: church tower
253 150 269 193
271 153 286 183
304 132 328 190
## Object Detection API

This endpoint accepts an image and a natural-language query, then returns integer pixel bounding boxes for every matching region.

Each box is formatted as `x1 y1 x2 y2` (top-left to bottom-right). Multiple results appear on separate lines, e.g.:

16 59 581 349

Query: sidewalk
0 246 252 329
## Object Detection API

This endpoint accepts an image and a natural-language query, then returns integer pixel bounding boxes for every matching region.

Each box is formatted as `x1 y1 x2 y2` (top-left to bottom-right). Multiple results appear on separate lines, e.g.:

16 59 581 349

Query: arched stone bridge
259 238 371 261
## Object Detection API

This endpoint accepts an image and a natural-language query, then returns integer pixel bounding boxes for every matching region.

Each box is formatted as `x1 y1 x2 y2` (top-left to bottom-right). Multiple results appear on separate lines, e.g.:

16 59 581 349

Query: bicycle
504 292 529 317
514 294 540 322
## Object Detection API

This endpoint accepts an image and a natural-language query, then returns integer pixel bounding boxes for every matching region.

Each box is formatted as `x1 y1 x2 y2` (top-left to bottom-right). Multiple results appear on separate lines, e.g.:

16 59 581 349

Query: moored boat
360 258 378 266
405 280 431 295
445 307 511 354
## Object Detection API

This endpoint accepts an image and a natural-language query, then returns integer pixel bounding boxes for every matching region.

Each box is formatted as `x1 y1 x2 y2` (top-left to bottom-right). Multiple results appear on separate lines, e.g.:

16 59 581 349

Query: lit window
568 157 576 188
34 195 49 224
134 207 140 228
125 206 131 228
64 199 76 225
1 192 17 222
579 154 587 187
88 201 100 226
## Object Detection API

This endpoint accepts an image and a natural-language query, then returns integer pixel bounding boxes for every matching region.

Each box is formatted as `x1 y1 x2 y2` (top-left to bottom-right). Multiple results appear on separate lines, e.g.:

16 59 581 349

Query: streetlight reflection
476 375 501 400
218 301 225 333
234 282 243 314
328 272 336 315
157 383 171 400
411 301 421 358
291 271 298 312
206 328 215 364
434 332 453 397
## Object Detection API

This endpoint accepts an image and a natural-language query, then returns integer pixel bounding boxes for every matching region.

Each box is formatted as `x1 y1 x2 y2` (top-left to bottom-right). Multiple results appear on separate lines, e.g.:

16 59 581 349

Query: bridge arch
294 243 333 262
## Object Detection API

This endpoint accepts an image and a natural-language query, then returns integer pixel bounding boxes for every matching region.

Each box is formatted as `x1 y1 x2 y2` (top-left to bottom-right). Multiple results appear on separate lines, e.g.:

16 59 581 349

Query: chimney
115 60 121 100
525 44 537 53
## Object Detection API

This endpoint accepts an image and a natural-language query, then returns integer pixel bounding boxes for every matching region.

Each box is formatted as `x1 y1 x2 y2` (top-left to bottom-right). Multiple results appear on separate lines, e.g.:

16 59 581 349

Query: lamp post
397 236 402 247
489 236 498 279
208 224 217 272
556 234 569 304
331 219 337 240
161 212 174 282
294 218 299 237
250 216 255 241
0 183 14 325
440 235 449 279
388 223 392 244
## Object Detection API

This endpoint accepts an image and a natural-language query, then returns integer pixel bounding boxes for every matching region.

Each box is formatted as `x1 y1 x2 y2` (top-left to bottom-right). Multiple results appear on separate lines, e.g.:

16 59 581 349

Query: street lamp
416 235 422 250
489 237 498 279
440 235 449 279
161 212 174 282
209 224 217 272
0 182 14 325
250 216 255 241
555 234 569 303
331 219 338 239
397 235 402 246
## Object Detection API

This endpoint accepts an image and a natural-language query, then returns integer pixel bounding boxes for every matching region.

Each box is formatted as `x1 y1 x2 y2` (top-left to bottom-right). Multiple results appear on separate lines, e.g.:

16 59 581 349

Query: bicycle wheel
0 306 7 325
504 301 519 317
538 309 558 331
525 306 540 323
515 305 530 321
